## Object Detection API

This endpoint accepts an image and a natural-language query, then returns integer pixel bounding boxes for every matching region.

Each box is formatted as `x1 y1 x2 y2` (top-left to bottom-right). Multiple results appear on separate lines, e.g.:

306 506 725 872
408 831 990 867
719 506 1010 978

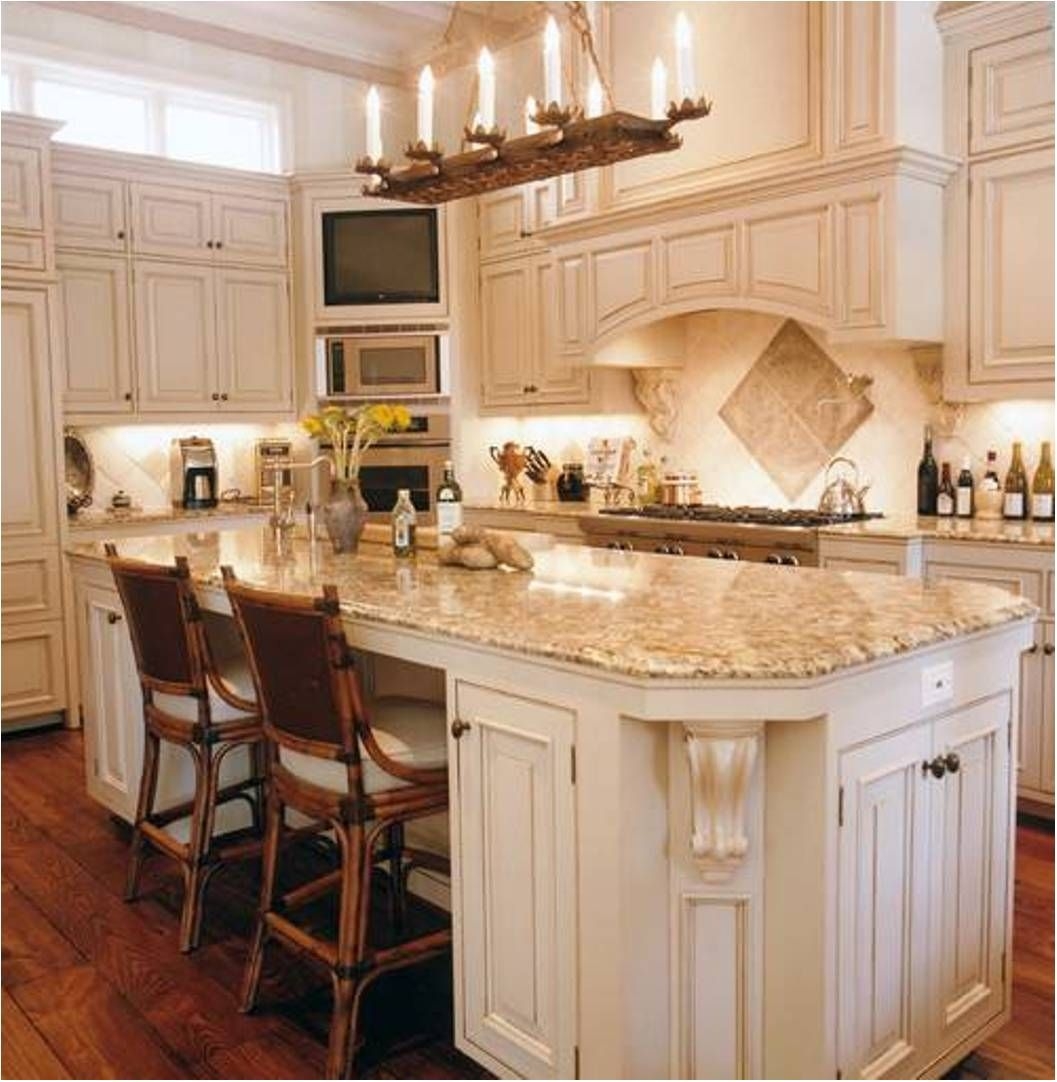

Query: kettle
818 456 871 518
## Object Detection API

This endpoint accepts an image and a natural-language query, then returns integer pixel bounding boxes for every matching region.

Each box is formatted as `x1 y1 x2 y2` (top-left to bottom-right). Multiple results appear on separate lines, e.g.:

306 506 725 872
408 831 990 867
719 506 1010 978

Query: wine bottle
1032 441 1055 522
937 462 956 517
917 425 939 515
435 460 463 537
956 457 974 518
983 449 1001 490
1003 442 1028 520
391 489 417 557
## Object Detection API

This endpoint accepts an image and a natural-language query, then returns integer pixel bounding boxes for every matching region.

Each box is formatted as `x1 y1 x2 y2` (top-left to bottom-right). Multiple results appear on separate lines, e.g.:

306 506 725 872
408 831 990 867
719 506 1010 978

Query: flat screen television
322 208 439 306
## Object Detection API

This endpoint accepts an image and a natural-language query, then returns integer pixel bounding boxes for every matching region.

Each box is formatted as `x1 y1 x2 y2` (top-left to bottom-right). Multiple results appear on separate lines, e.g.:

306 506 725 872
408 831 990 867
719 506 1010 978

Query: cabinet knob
1045 644 1055 657
923 755 947 779
206 240 214 249
116 230 125 240
107 612 122 625
211 392 220 401
943 752 960 774
1028 643 1040 654
123 391 132 402
451 718 471 740
215 240 223 249
220 392 229 401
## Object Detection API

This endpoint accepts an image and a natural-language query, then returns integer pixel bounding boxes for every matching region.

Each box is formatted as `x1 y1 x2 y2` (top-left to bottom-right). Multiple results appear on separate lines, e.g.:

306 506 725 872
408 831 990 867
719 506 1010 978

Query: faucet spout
265 455 335 527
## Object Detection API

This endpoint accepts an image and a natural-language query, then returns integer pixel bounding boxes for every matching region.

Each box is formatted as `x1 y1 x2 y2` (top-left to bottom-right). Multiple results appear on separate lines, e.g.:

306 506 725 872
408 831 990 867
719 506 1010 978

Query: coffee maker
171 437 218 509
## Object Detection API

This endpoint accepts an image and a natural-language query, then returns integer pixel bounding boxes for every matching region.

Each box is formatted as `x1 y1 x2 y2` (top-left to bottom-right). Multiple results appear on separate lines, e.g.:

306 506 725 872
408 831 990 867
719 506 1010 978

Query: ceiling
42 0 545 85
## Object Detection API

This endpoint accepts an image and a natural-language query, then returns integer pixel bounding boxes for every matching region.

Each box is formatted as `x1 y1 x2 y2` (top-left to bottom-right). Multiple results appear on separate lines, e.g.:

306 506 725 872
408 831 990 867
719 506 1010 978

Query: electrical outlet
921 661 954 707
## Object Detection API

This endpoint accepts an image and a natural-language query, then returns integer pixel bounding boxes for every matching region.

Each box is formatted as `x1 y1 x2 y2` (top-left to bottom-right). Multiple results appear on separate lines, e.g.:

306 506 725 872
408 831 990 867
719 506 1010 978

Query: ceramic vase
323 477 369 554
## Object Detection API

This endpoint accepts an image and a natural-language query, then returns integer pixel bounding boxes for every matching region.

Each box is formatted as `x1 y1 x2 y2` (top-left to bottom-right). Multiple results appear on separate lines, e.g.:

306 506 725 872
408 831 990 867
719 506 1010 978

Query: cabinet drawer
1 232 46 270
53 174 128 252
1 548 61 623
925 559 1044 606
1 619 66 721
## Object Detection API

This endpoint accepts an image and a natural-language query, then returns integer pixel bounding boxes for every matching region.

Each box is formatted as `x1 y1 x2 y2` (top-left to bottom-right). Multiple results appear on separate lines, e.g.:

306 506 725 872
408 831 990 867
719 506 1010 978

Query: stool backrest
105 544 207 697
220 568 363 764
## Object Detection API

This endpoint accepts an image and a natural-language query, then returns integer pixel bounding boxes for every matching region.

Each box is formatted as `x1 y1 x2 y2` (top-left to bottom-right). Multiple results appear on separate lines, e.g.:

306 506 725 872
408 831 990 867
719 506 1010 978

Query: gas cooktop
598 504 883 528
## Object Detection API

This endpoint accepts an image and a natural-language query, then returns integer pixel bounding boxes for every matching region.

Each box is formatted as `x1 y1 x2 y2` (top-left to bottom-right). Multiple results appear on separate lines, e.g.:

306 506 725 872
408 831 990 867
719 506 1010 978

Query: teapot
818 456 871 518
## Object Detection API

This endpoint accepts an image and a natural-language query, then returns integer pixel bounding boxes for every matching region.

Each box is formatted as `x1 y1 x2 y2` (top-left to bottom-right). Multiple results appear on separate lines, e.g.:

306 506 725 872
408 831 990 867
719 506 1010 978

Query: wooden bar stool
221 568 451 1081
105 544 265 953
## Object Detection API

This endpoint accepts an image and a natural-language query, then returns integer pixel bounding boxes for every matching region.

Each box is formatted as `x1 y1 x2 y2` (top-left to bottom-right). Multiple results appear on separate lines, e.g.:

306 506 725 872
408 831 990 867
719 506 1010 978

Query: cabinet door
590 240 655 339
479 189 531 260
1 620 66 724
53 174 127 252
57 253 134 412
212 193 288 267
453 681 577 1079
1 288 58 545
215 268 292 411
1019 631 1045 794
930 696 1011 1050
1 144 44 232
133 261 219 412
970 30 1054 155
969 149 1055 387
1042 621 1055 796
76 581 142 819
532 258 590 406
837 723 932 1080
480 260 534 406
130 182 212 260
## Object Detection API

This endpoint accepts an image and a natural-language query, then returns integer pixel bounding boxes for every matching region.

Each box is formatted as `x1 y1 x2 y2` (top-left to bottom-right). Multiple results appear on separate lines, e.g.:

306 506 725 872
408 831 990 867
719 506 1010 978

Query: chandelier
354 5 711 205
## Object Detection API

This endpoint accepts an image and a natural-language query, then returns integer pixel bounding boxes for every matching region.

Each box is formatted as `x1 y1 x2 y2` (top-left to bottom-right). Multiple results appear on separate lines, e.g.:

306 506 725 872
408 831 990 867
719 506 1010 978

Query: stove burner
598 503 882 528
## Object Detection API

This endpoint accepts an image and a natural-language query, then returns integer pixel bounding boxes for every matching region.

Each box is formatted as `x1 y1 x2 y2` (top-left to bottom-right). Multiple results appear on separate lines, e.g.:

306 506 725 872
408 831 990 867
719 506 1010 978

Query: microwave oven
317 331 446 399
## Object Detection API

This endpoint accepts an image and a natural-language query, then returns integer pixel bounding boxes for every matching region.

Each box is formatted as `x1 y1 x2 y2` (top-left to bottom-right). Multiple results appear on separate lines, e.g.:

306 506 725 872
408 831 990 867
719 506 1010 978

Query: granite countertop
821 513 1056 548
67 525 1036 683
67 500 270 531
464 499 595 518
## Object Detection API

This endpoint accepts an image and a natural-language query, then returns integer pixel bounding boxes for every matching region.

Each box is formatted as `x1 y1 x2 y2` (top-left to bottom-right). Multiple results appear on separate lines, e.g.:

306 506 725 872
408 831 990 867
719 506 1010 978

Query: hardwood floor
2 727 1054 1080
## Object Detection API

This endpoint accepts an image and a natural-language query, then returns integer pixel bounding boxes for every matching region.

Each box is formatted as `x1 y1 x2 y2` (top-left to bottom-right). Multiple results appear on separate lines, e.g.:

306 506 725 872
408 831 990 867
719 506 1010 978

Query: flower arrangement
300 403 412 483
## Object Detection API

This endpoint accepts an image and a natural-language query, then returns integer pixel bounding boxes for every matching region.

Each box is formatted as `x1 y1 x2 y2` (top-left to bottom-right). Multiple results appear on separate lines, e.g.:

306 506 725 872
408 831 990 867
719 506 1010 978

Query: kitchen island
66 526 1037 1080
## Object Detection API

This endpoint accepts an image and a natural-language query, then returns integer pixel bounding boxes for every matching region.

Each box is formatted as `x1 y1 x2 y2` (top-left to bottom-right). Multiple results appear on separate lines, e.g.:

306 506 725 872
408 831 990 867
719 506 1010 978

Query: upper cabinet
940 4 1055 401
1 114 62 275
2 144 45 233
53 174 128 252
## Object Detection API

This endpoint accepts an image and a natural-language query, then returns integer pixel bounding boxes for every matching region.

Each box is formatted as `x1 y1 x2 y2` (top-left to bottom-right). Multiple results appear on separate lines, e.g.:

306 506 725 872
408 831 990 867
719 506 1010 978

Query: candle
543 15 562 107
525 95 540 135
417 65 434 147
586 76 604 119
651 57 667 120
478 47 496 130
365 84 382 161
675 12 695 103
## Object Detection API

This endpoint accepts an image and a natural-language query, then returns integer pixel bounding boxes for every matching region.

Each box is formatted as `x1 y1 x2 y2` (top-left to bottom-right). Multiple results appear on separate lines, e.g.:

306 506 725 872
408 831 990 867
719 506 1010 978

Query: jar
556 463 587 502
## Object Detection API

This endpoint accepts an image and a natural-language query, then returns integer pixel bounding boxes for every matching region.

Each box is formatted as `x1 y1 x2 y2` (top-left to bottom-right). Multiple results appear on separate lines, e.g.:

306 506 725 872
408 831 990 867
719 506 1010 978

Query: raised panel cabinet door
744 204 833 317
970 30 1055 155
969 149 1055 387
57 253 134 412
215 268 292 411
76 581 142 820
659 223 737 305
837 723 932 1080
1 288 58 544
1042 621 1055 796
453 681 577 1080
479 189 531 260
212 193 288 267
533 257 590 406
1 144 44 232
134 261 219 411
130 182 212 259
52 174 127 252
839 194 884 328
0 547 61 625
1018 632 1045 794
591 240 654 339
929 695 1011 1050
480 260 534 406
1 619 66 724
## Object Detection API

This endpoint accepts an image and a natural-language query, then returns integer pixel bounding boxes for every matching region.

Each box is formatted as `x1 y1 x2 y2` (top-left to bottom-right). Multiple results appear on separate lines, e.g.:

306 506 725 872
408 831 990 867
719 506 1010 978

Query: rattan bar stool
105 544 265 953
221 567 451 1080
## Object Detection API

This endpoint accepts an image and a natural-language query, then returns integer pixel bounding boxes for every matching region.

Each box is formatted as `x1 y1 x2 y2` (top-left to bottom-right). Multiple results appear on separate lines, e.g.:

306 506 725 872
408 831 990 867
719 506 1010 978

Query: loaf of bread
438 528 534 571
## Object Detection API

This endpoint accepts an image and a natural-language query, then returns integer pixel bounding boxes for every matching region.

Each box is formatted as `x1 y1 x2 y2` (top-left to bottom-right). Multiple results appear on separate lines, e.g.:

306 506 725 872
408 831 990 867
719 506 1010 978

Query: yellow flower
390 405 412 431
367 403 394 430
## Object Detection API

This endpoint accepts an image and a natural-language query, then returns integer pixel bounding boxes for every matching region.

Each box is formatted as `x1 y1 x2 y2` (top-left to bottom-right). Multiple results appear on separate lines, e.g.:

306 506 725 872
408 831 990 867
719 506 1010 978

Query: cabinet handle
107 612 122 625
923 755 947 779
220 392 229 401
211 392 220 401
206 240 214 249
116 230 125 240
943 752 960 774
123 391 132 402
523 384 538 393
451 718 471 740
215 240 223 249
1045 644 1055 656
1028 643 1040 654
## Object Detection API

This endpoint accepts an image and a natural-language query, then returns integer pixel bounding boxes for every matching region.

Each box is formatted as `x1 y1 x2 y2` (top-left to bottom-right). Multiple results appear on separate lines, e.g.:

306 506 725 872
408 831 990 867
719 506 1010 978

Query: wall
457 309 1056 515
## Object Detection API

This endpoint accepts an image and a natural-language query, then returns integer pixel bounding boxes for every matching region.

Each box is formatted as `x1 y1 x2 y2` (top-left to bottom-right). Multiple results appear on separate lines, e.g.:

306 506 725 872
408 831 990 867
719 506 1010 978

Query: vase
322 478 369 554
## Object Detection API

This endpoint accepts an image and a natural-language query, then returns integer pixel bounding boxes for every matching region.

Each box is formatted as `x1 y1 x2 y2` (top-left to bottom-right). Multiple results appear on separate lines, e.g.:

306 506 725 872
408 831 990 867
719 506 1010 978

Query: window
2 53 283 172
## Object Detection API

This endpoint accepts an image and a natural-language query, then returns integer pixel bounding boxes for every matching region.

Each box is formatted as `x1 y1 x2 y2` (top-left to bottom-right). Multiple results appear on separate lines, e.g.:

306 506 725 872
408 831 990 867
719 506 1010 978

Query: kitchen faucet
264 455 335 529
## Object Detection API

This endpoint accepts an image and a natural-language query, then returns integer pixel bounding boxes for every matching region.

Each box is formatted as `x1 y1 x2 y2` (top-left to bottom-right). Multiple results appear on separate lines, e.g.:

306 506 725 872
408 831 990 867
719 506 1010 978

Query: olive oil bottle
1032 441 1055 522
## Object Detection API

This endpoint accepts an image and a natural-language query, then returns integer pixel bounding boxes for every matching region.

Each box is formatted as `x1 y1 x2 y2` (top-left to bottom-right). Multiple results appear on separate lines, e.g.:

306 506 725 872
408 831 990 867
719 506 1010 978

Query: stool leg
240 787 282 1014
387 821 406 928
179 742 214 953
327 820 365 1080
327 974 359 1080
125 728 160 902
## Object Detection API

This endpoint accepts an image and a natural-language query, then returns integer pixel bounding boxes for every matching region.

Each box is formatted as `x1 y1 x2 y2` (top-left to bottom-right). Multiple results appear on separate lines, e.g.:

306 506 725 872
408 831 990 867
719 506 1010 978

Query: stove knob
765 554 782 564
723 550 740 560
781 554 800 567
707 548 724 559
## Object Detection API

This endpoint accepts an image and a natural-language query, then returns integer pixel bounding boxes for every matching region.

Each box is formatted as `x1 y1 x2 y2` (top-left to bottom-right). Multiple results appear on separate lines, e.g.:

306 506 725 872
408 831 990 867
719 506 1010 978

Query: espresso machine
171 437 218 509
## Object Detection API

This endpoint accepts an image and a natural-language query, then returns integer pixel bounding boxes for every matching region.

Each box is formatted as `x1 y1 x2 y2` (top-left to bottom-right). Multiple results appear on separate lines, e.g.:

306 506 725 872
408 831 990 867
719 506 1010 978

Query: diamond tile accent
719 320 874 500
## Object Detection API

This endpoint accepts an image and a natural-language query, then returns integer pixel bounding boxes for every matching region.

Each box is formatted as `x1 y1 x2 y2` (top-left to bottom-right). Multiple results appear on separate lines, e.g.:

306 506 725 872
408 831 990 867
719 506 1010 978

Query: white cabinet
53 173 127 252
1 143 45 233
451 681 577 1080
57 253 134 412
213 192 288 267
134 260 218 412
838 695 1011 1080
481 260 534 405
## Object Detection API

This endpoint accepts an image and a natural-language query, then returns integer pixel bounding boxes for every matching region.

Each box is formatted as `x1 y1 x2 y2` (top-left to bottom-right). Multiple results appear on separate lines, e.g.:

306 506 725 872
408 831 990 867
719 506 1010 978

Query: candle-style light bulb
365 84 382 162
543 15 562 107
650 57 668 120
586 76 604 119
417 65 434 147
675 12 695 103
525 94 540 135
477 46 496 130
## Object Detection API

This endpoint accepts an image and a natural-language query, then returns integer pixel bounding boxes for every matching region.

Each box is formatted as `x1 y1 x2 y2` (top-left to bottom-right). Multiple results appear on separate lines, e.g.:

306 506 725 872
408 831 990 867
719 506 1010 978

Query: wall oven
317 330 446 399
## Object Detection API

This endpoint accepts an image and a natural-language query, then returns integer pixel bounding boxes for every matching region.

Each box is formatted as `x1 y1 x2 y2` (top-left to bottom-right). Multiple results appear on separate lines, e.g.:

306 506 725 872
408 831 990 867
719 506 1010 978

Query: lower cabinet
838 695 1011 1078
450 680 578 1079
0 620 66 724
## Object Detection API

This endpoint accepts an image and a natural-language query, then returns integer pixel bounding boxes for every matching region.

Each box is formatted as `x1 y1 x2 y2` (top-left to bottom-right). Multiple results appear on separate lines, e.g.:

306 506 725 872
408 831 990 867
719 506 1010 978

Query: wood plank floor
1 727 1053 1080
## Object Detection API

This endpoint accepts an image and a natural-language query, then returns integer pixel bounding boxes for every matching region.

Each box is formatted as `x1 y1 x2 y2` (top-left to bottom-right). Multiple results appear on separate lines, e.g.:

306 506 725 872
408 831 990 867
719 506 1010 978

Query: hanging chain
565 1 614 110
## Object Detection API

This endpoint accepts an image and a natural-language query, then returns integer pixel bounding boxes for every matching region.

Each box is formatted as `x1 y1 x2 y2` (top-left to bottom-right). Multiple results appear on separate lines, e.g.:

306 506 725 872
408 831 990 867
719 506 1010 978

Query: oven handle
371 440 452 449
